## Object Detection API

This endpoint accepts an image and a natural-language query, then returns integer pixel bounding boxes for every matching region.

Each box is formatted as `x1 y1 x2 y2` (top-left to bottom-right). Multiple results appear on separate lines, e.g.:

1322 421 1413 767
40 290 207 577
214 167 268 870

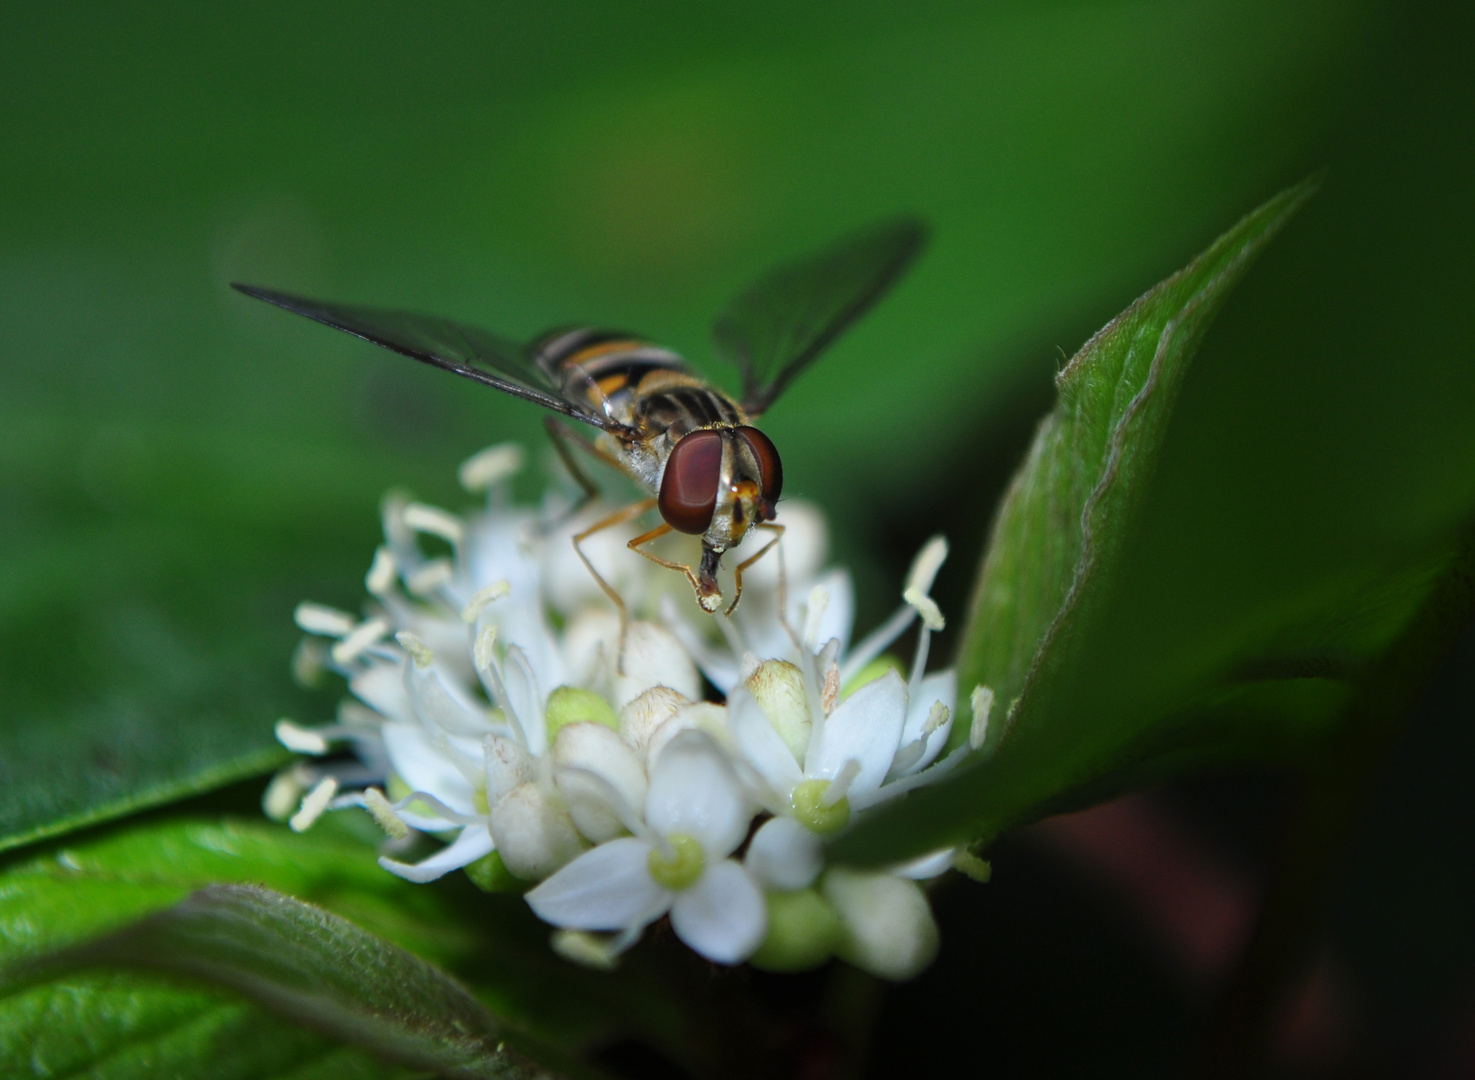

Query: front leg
629 525 724 614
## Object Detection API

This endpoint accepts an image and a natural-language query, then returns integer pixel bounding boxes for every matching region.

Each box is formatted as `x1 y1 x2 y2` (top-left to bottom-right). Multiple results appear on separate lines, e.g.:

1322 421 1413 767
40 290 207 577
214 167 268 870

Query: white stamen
925 701 950 735
403 503 465 546
406 558 455 596
290 637 328 687
392 790 487 826
365 547 396 596
904 535 949 597
461 580 511 624
458 442 525 492
903 588 946 633
275 719 330 755
294 602 356 637
332 617 392 665
821 759 862 807
801 585 831 651
969 686 995 751
474 625 499 672
290 776 339 832
395 630 434 669
550 929 624 971
262 768 306 822
838 602 917 685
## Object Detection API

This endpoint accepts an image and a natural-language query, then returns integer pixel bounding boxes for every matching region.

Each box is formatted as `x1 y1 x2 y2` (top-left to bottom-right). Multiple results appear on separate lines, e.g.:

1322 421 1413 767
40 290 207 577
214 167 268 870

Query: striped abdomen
532 326 745 436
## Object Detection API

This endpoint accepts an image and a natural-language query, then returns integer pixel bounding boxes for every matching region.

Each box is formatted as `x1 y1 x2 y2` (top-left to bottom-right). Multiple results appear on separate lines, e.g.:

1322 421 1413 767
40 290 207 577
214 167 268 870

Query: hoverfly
234 218 925 618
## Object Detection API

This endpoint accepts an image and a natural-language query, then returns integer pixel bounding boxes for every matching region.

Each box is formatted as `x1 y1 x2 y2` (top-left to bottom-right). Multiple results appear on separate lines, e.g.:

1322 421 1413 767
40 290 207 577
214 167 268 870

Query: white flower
725 536 985 893
272 442 993 979
526 730 767 965
272 442 695 885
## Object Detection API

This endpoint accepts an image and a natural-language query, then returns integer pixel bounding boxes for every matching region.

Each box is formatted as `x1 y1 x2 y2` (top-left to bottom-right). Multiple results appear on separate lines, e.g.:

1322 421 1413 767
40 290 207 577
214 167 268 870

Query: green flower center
647 833 705 890
791 779 851 835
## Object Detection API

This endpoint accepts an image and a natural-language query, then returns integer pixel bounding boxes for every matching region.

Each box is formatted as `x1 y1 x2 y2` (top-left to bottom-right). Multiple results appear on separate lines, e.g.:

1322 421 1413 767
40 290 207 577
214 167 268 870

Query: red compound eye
735 426 783 507
659 429 723 534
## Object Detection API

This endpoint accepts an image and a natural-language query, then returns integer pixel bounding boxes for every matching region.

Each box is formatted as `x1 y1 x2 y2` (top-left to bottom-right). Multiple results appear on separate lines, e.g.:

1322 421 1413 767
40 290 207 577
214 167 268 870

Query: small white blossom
526 730 767 964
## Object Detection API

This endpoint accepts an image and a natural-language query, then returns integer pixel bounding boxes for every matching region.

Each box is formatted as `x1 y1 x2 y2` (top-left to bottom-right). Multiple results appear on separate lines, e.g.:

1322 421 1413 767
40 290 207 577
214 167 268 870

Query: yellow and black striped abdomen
532 327 689 420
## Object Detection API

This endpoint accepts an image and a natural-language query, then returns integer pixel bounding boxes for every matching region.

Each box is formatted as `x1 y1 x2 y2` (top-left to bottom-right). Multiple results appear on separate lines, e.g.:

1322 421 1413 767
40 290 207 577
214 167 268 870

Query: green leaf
0 415 445 856
22 884 554 1080
0 817 593 1078
836 179 1327 862
963 177 1322 729
3 971 421 1080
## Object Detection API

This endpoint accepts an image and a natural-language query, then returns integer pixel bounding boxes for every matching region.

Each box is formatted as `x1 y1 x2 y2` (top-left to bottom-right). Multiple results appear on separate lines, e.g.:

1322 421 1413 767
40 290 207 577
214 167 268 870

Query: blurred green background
3 1 1473 1075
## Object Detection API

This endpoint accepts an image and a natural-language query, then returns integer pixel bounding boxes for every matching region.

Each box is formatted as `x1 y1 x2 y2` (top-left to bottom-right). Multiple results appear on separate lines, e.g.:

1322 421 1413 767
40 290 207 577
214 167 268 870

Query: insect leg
627 523 707 599
543 416 626 521
726 523 785 617
572 498 657 669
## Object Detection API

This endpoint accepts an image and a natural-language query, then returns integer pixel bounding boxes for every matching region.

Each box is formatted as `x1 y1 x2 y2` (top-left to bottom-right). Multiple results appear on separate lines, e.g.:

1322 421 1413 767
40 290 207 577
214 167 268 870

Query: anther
365 547 396 595
403 503 466 546
294 602 356 637
290 776 339 832
904 535 949 597
331 616 391 664
363 787 411 839
395 630 434 669
406 558 454 596
275 719 330 755
969 686 995 751
458 442 525 492
903 587 946 632
462 580 511 624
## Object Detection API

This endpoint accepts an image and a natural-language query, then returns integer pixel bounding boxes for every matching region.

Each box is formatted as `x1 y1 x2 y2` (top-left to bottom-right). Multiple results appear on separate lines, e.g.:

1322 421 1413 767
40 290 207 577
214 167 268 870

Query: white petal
808 569 855 657
350 661 413 723
490 781 587 881
809 669 908 800
822 867 939 981
552 723 648 811
644 702 733 774
891 848 956 880
501 646 547 754
406 662 494 737
745 816 823 891
727 688 803 798
898 669 957 774
645 731 752 857
669 859 767 964
484 733 531 804
380 723 478 817
615 621 701 709
525 837 670 930
660 596 741 693
561 607 621 696
378 824 494 884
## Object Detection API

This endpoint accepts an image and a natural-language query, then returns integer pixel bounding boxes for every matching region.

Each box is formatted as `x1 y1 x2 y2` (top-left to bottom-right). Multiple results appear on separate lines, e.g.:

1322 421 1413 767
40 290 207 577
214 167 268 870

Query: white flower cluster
269 443 992 980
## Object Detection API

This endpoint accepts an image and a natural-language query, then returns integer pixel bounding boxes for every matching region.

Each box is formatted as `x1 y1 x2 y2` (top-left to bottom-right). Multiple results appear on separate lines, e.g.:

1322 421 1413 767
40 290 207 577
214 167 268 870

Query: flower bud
545 685 618 741
749 888 843 973
615 621 701 708
821 868 939 981
744 659 811 762
490 782 586 881
551 722 647 842
619 685 690 759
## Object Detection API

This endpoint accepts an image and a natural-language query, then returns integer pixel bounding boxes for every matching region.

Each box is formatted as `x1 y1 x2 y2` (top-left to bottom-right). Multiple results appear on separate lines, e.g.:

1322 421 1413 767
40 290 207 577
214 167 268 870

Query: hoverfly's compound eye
735 427 783 508
659 429 724 534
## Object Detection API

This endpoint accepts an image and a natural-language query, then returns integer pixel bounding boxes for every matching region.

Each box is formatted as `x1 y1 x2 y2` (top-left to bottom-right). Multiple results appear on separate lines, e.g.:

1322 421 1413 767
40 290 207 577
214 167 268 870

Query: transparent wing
711 218 927 417
232 284 613 429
